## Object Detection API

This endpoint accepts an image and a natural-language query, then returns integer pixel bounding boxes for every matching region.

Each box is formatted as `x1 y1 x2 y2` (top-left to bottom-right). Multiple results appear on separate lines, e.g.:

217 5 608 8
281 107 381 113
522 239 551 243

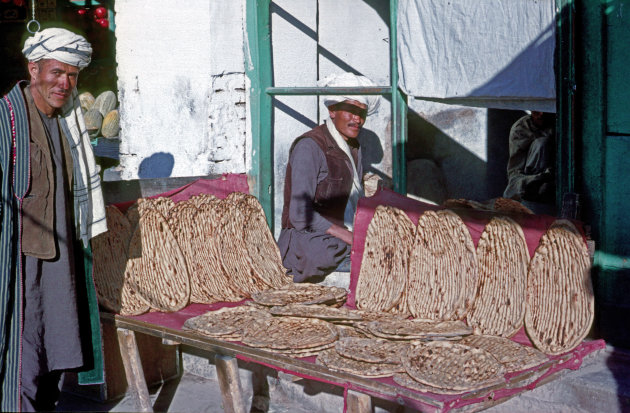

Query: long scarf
59 88 107 245
325 118 363 230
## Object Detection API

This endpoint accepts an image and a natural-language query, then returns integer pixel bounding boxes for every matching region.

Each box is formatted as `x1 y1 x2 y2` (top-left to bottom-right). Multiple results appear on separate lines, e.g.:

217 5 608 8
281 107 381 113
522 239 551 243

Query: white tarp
398 0 556 112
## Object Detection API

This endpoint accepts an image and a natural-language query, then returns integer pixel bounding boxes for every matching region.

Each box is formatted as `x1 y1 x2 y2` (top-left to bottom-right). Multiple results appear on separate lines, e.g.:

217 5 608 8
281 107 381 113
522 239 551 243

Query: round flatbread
460 335 548 372
335 337 410 364
393 373 465 395
525 220 594 355
367 319 472 340
406 209 477 321
252 284 347 307
241 317 338 350
403 341 506 392
355 205 415 312
468 216 530 337
317 349 403 378
183 306 271 339
269 304 364 322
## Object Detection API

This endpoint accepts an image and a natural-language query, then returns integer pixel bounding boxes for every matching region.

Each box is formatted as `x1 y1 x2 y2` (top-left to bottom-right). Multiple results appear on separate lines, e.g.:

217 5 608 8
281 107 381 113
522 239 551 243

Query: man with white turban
278 72 380 283
0 27 106 411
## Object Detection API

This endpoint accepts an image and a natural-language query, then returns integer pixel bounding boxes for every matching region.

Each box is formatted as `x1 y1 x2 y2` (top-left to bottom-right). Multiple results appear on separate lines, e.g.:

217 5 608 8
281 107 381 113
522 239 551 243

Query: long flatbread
92 205 150 315
167 200 220 304
406 209 477 320
525 219 594 355
468 216 530 337
126 205 190 312
355 205 414 312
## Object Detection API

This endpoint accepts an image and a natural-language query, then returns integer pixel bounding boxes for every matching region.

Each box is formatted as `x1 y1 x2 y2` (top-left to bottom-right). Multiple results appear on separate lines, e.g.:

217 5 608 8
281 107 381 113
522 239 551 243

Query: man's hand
326 223 354 245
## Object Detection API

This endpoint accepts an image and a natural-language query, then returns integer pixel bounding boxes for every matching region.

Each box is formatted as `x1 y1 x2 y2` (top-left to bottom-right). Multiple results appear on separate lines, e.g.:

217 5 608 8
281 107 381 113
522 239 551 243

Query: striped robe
0 82 103 411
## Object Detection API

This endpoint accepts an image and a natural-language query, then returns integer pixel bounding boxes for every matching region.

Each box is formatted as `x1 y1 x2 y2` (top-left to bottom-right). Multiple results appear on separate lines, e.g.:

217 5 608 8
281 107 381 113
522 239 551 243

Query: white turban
22 28 92 69
318 72 381 116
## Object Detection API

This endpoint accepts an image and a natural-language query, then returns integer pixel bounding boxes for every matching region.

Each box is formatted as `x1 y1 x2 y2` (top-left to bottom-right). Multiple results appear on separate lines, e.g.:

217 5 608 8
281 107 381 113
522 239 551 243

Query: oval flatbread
355 205 415 312
525 220 594 355
126 207 190 312
406 209 477 320
92 206 150 315
468 216 530 337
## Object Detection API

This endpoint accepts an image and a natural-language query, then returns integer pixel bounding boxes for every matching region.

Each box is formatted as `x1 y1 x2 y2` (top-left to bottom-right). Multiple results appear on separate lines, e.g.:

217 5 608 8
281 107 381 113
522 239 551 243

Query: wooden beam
215 354 247 413
116 328 153 412
347 390 372 413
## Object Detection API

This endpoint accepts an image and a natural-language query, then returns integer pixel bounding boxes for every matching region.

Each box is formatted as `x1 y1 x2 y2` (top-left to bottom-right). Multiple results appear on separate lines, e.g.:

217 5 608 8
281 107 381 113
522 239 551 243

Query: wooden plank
117 328 153 412
108 313 444 410
215 354 247 413
346 390 372 413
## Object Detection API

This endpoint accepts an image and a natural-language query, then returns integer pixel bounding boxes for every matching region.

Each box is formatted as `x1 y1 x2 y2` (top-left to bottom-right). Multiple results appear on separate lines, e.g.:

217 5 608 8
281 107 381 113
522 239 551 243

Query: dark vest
282 124 357 229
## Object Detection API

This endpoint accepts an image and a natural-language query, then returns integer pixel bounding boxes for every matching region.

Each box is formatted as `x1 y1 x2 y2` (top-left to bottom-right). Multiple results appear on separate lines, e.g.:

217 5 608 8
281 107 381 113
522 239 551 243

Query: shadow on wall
138 152 175 179
406 107 523 204
359 128 385 179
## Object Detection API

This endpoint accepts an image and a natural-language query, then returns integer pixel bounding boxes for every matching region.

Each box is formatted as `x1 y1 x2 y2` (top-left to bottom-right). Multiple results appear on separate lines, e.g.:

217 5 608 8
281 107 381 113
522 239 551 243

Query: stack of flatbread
92 192 293 314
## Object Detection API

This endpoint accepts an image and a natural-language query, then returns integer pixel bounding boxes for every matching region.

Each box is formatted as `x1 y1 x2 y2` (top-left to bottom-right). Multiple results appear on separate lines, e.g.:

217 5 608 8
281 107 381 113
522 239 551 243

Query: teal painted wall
578 0 630 347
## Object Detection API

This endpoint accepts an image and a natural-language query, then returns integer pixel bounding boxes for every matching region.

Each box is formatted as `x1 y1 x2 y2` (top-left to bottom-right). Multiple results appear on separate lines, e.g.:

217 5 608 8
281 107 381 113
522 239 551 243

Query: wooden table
105 312 592 413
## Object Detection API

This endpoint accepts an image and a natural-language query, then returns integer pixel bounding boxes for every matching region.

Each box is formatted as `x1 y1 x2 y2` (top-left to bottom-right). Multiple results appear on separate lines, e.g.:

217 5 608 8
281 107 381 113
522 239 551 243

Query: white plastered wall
115 0 248 180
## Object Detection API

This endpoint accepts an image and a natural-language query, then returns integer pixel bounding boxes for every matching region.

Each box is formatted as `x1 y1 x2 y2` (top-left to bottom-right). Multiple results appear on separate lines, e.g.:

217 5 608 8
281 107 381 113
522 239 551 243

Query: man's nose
59 75 70 90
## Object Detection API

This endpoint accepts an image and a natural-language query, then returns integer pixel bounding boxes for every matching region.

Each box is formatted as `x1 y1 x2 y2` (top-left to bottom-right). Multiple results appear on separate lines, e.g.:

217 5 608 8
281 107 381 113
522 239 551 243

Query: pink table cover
119 179 604 412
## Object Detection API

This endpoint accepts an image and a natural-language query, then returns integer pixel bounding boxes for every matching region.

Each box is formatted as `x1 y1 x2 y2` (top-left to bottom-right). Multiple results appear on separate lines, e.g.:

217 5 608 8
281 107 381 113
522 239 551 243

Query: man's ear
328 107 336 120
28 62 39 79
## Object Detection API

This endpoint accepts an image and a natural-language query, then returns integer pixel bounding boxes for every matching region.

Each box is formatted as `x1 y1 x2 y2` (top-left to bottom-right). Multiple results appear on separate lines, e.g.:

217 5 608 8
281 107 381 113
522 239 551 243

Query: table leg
347 390 372 413
117 328 153 412
215 354 247 413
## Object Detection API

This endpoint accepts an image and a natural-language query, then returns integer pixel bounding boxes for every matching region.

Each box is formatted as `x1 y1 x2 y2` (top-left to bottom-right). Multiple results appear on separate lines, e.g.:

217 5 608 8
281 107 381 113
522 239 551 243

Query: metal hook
26 0 39 33
27 19 41 34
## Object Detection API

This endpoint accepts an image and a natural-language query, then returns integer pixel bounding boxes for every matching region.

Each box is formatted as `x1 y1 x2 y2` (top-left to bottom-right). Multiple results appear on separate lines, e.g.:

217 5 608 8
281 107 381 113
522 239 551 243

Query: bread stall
89 173 604 413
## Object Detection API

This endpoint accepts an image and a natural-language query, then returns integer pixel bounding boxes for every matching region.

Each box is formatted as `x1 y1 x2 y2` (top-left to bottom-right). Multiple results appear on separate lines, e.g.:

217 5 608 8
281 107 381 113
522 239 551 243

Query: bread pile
355 205 594 356
92 192 292 315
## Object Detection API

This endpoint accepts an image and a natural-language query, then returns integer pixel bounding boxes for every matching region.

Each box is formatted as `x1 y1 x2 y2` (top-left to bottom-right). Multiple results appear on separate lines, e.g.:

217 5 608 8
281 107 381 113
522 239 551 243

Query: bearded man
0 28 107 411
278 73 380 283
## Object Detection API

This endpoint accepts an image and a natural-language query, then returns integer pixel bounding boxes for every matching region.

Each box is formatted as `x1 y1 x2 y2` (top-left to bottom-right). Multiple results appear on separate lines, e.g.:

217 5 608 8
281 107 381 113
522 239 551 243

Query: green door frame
245 0 407 228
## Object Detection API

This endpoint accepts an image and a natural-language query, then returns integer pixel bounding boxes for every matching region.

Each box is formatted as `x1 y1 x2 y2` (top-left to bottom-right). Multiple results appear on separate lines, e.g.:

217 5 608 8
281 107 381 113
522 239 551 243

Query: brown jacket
281 124 356 229
21 85 74 259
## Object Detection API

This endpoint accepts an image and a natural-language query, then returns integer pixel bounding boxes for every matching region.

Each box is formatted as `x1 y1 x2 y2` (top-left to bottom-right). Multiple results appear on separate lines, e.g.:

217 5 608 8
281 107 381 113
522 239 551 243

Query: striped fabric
1 82 31 412
1 82 104 411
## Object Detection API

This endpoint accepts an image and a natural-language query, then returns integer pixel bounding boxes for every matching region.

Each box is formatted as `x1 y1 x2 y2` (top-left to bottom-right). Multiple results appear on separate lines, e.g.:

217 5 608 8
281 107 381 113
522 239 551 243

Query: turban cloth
22 28 92 69
317 72 381 116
